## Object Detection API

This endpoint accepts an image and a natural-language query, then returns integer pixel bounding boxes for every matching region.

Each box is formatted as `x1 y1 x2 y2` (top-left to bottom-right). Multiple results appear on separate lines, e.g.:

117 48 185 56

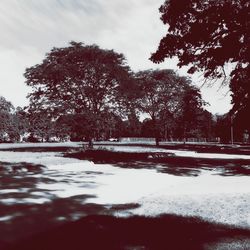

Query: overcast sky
0 0 231 114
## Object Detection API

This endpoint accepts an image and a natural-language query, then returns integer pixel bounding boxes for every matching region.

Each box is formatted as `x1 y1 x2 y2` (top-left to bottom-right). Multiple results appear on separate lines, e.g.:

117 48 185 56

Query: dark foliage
151 0 250 123
24 41 132 145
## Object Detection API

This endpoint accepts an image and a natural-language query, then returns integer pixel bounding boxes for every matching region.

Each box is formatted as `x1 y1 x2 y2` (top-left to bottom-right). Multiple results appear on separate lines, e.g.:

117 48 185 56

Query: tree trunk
88 138 94 149
152 116 160 146
183 124 187 144
155 137 160 146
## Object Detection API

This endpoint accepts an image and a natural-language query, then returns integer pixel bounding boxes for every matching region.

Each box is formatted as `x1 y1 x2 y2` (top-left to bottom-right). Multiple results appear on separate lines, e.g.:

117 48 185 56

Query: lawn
0 143 249 249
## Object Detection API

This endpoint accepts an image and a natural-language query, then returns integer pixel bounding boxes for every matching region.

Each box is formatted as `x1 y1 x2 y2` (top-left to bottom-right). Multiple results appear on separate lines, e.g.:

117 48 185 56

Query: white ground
0 147 250 229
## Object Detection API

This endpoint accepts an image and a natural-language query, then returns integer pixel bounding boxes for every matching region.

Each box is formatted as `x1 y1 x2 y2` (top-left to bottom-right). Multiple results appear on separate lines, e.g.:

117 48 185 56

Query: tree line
0 41 248 145
1 0 249 145
0 92 247 144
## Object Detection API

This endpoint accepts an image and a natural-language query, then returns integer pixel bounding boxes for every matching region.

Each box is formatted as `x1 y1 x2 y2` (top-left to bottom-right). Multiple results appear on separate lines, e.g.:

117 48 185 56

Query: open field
0 143 249 249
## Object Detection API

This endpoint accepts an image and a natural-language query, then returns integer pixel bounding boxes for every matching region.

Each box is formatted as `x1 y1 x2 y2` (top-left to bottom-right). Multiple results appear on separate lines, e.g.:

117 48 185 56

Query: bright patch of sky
0 0 231 114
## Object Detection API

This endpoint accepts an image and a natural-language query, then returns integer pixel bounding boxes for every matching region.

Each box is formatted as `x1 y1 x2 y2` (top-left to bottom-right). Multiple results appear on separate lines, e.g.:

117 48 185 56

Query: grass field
0 143 249 249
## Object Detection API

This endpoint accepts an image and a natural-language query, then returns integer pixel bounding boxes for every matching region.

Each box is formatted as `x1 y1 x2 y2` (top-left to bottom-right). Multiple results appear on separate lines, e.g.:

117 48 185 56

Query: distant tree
136 69 189 145
116 75 143 118
141 118 155 138
25 42 131 147
119 113 142 138
55 110 124 141
96 111 125 140
213 114 231 143
175 85 206 141
54 115 74 141
151 0 250 118
0 96 13 113
196 109 214 139
0 96 15 142
114 74 144 138
12 107 30 140
27 108 55 142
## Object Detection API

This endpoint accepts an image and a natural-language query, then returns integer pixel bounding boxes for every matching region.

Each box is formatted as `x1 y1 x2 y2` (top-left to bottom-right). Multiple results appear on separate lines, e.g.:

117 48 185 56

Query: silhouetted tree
213 114 231 143
9 107 30 142
25 42 131 147
0 96 15 142
141 118 155 138
197 110 214 139
27 108 55 142
116 75 142 118
136 69 189 145
151 0 250 119
176 85 206 141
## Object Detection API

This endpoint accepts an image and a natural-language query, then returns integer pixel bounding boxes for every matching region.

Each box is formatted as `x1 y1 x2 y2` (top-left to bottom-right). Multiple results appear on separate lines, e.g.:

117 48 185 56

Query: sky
0 0 232 114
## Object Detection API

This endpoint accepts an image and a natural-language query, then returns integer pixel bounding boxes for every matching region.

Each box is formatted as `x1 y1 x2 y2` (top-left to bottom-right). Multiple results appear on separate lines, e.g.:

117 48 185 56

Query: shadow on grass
0 161 140 248
0 192 141 248
148 157 250 176
64 149 158 162
0 161 111 246
65 150 250 176
0 147 78 152
0 161 55 191
4 214 250 250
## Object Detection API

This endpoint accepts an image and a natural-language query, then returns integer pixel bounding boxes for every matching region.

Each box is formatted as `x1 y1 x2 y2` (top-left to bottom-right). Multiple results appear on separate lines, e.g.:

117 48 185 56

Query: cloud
0 0 231 113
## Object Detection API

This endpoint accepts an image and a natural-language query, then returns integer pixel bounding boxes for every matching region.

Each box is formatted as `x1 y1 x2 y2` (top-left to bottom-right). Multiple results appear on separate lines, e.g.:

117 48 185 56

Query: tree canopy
24 41 132 145
0 96 18 142
135 69 205 144
25 42 130 115
20 41 226 144
151 0 250 115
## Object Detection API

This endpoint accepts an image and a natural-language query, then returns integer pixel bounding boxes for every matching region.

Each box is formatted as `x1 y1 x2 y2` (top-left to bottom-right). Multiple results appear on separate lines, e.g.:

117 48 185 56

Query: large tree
25 42 131 146
151 0 250 118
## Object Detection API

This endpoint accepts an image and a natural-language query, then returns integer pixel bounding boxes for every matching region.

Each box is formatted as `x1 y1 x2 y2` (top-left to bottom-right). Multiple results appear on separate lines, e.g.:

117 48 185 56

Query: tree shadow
4 214 250 250
64 150 250 176
112 157 250 176
0 161 57 192
0 192 141 248
0 147 78 152
0 160 143 248
1 156 249 250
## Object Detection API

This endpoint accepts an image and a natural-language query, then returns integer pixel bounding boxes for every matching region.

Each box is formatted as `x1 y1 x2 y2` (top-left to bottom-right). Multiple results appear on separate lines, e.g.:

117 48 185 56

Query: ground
0 142 249 249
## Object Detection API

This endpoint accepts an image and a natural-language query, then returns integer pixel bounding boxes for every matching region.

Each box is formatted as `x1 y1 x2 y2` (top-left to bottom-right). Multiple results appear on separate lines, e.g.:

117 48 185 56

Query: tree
141 118 155 138
175 85 206 141
196 109 214 140
135 69 190 145
213 114 231 143
116 75 142 118
0 96 13 113
54 115 74 141
151 0 250 117
25 42 131 146
0 96 15 142
27 108 55 142
6 107 30 142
